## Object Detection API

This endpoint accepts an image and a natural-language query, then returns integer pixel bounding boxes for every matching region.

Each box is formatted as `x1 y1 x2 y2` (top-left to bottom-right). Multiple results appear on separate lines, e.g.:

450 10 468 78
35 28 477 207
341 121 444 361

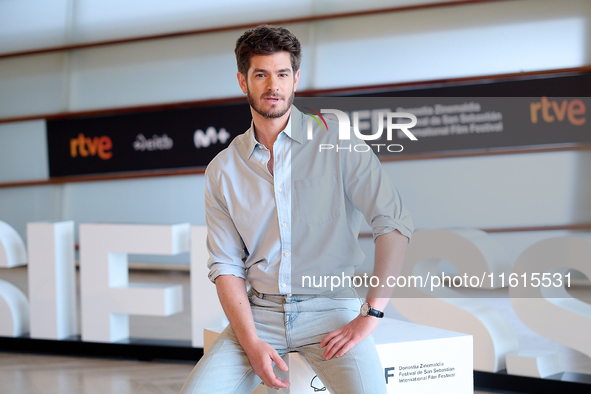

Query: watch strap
361 302 384 318
367 307 384 318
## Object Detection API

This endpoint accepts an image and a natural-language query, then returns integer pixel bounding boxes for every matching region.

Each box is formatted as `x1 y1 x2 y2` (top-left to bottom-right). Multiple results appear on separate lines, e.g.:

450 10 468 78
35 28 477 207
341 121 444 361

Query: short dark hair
235 25 302 75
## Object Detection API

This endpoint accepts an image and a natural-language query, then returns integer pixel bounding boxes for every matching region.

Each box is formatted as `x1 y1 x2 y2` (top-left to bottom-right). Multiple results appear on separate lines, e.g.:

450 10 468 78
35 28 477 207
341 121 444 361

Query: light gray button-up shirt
205 106 413 295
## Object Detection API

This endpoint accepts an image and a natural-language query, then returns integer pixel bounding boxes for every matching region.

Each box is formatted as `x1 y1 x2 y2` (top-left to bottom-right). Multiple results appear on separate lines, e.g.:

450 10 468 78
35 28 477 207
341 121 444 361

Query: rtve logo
193 127 230 149
530 97 586 126
70 133 113 160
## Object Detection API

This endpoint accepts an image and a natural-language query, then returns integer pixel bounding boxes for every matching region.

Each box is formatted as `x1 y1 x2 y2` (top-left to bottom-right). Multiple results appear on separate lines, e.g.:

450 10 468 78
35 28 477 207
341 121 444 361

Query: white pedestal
374 318 473 394
204 318 473 394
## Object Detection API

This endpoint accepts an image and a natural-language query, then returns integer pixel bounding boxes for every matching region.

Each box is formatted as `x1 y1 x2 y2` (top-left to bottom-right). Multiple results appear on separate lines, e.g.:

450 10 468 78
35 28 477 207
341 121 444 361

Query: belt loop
250 287 262 299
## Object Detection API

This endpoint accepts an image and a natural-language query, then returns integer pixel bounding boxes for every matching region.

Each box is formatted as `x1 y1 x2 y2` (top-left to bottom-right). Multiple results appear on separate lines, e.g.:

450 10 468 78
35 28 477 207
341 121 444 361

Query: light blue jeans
180 288 387 394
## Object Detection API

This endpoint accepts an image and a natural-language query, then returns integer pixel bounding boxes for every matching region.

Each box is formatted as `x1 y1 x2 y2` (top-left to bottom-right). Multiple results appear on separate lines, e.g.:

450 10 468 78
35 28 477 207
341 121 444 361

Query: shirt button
282 222 287 227
260 161 265 165
277 187 282 192
284 252 290 257
282 283 286 288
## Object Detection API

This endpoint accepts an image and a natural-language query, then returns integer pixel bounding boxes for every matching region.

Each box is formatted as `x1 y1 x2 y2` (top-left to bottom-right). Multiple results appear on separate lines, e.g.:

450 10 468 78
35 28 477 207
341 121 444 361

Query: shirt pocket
294 174 341 225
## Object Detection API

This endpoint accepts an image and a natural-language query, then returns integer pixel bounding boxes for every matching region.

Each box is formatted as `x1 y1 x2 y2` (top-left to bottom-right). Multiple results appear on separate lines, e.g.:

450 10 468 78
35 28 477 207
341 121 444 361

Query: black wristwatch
360 302 384 318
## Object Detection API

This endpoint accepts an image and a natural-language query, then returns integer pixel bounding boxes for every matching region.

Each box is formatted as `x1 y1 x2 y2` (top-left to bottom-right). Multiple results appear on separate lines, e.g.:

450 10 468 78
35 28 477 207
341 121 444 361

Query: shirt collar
245 121 258 159
245 105 303 159
287 105 304 144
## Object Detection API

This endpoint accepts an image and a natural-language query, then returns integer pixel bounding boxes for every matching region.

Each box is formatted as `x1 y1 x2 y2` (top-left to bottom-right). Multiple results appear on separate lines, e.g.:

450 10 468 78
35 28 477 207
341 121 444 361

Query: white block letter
510 236 591 360
0 280 29 336
0 220 27 267
390 228 517 372
80 223 189 343
0 220 29 336
27 221 77 340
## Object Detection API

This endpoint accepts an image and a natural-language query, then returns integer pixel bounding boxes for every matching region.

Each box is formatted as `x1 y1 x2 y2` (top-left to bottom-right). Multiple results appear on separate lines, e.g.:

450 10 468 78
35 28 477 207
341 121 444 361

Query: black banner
46 103 251 177
46 72 591 178
294 96 590 157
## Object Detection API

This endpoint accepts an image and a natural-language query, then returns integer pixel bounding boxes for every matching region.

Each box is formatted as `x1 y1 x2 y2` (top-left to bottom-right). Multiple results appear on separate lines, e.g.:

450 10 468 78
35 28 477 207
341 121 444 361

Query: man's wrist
360 302 384 318
239 335 262 353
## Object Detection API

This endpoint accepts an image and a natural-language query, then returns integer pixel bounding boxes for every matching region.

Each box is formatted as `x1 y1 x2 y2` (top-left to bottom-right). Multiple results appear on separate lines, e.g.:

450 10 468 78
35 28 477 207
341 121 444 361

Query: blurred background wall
1 0 591 267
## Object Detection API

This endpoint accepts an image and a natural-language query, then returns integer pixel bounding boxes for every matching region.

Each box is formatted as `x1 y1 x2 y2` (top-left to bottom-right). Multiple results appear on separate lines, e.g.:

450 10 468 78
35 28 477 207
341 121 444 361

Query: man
181 25 413 394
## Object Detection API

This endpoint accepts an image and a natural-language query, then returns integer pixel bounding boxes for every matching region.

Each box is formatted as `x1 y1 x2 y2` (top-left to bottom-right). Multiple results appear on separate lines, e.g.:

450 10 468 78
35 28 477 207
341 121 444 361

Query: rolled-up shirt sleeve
341 134 414 243
204 165 248 283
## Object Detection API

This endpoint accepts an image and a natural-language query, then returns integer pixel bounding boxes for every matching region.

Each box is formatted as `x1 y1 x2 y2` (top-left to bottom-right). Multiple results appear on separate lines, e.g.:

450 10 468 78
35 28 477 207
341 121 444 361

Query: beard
246 87 295 119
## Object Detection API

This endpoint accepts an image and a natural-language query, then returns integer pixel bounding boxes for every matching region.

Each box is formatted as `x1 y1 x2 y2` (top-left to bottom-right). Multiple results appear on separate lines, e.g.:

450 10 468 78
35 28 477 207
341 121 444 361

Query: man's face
237 52 300 119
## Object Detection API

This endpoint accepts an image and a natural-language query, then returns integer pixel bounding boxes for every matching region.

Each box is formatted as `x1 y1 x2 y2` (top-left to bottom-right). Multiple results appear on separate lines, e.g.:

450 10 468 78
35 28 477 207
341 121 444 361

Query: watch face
360 303 370 316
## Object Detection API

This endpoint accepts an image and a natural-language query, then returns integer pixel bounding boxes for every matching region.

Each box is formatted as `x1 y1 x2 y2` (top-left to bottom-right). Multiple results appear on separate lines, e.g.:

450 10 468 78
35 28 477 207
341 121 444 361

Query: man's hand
243 338 290 389
214 276 289 388
319 314 379 360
